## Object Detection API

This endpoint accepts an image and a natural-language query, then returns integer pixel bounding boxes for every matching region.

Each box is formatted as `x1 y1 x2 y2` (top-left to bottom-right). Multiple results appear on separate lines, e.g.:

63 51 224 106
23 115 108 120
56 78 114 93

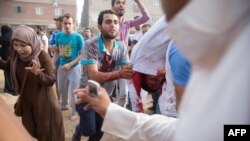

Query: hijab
9 25 42 94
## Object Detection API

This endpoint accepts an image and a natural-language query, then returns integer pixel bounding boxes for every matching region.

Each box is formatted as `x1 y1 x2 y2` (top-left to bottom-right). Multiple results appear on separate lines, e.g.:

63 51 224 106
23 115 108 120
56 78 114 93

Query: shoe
61 106 69 111
148 106 156 111
72 129 81 141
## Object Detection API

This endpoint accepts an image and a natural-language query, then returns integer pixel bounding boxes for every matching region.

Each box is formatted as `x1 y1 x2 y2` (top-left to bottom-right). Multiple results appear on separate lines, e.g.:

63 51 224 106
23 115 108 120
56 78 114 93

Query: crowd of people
0 0 249 141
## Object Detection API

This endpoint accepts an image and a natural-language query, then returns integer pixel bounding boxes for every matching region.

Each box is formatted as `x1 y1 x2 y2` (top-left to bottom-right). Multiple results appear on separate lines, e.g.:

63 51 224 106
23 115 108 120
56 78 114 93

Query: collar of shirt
98 35 119 54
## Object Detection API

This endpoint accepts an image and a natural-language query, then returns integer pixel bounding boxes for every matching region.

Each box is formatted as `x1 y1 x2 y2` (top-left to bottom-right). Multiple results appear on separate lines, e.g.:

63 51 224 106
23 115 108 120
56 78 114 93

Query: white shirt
132 30 143 41
102 0 250 141
130 16 170 76
38 33 49 52
128 16 173 113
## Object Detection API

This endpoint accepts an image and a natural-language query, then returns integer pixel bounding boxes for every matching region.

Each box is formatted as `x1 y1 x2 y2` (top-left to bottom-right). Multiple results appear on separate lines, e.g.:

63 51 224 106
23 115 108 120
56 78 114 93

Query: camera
87 80 100 97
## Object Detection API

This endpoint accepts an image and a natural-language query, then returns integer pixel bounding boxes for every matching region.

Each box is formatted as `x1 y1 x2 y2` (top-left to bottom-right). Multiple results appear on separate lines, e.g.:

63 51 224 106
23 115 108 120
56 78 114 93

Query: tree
81 0 89 28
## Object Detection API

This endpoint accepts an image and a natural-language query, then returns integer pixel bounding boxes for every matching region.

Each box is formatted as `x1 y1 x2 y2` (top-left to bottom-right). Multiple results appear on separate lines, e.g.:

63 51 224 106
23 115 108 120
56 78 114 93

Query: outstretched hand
119 65 134 79
25 59 44 75
74 87 111 118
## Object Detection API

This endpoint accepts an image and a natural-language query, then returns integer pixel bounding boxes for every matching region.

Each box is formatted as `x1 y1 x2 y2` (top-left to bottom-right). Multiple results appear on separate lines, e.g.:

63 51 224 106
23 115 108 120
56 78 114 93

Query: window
155 0 160 5
13 5 22 13
55 8 63 16
36 7 43 15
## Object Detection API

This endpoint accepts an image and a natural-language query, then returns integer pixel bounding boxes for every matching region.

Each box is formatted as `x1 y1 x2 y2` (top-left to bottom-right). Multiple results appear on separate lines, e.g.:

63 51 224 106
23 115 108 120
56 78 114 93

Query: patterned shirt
117 4 150 46
81 35 129 95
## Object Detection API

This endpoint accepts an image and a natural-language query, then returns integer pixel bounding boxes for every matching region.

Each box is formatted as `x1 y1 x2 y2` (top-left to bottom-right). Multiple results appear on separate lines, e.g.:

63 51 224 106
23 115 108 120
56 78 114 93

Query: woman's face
13 40 32 58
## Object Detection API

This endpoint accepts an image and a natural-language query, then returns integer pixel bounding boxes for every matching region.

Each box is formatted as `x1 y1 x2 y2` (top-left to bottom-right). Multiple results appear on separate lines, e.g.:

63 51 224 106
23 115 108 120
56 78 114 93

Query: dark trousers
75 102 103 141
152 91 161 111
76 96 113 141
4 70 15 94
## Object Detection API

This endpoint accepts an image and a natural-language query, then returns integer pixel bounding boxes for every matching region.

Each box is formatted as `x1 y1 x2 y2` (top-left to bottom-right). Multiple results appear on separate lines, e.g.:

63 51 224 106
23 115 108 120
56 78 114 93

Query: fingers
31 59 41 68
120 66 134 79
74 87 110 118
74 88 90 104
84 104 93 110
25 67 44 71
121 69 134 78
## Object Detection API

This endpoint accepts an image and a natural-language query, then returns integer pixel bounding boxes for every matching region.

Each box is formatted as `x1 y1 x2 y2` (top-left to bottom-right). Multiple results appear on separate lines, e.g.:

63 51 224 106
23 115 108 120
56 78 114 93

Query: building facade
0 0 163 35
0 0 76 33
87 0 163 29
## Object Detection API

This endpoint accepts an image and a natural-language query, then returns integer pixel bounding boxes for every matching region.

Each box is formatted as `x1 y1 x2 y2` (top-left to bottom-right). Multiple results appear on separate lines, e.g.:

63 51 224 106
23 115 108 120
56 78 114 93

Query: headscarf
9 25 42 94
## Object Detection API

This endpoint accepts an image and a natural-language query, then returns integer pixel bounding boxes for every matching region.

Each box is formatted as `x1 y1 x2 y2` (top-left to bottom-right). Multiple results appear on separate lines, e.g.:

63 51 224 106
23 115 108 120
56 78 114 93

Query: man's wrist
117 71 122 79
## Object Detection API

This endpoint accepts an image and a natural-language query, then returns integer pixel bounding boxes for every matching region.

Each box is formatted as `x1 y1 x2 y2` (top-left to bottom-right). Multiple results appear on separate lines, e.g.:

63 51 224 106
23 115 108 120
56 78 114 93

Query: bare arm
74 87 176 141
52 47 59 66
0 98 33 141
174 84 186 110
62 52 82 71
87 64 133 84
129 0 150 27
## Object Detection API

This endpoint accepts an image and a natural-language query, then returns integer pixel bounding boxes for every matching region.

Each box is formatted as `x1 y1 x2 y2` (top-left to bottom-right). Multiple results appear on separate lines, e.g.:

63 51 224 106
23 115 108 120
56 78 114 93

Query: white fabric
169 0 250 140
158 40 177 117
102 0 250 141
130 16 170 76
39 34 49 52
128 16 171 112
127 80 148 112
102 103 177 141
132 30 143 41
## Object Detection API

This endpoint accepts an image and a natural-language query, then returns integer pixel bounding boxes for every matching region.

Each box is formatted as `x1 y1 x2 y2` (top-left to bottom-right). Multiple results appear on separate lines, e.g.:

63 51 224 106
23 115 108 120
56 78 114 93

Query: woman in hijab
0 25 14 93
0 25 65 141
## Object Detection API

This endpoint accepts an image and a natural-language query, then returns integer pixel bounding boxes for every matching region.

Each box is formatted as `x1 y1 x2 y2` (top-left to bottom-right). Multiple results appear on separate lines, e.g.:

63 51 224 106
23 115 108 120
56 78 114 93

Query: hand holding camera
87 80 100 97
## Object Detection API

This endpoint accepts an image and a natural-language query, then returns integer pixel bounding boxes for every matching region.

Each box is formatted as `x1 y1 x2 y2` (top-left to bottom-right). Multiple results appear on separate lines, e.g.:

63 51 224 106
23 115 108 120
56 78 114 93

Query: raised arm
129 0 150 27
0 98 34 141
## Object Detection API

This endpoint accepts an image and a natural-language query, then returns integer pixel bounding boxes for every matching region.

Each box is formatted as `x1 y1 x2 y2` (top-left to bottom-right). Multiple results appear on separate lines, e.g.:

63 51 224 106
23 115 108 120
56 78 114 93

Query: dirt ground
0 70 154 141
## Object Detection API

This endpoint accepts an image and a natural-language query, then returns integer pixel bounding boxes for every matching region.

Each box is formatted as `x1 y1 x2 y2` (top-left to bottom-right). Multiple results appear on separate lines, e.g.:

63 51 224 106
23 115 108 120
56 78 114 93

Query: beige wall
0 0 76 32
88 0 163 29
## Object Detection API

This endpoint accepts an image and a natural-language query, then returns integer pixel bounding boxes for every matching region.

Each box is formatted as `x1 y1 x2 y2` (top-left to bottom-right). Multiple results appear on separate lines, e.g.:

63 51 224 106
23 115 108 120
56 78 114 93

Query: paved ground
0 70 153 141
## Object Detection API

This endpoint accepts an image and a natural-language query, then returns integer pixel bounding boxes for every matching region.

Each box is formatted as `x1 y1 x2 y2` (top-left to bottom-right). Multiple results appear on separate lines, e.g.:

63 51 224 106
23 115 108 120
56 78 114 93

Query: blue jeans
75 102 103 141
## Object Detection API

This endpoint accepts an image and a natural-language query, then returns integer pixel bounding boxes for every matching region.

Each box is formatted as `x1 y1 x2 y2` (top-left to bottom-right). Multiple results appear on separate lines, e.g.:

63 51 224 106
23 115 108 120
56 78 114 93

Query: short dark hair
142 24 151 28
36 25 43 31
63 13 75 23
141 74 151 92
111 0 126 7
141 73 165 93
98 9 118 25
53 15 64 22
134 15 140 19
84 27 91 31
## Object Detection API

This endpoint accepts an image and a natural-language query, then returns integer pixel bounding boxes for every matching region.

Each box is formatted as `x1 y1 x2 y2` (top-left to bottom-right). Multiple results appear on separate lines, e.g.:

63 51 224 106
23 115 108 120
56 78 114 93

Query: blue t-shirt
49 30 61 66
55 32 84 66
49 30 60 46
169 43 192 86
